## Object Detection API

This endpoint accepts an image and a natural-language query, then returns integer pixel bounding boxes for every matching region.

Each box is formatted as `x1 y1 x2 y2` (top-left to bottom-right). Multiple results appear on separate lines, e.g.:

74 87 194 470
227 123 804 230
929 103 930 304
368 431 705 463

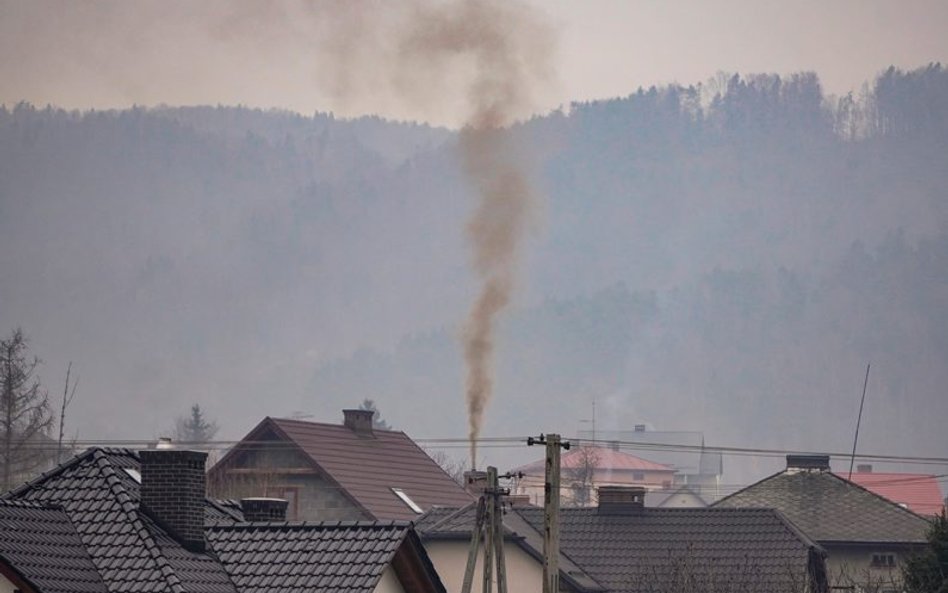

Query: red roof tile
514 446 674 474
264 417 473 521
846 472 945 516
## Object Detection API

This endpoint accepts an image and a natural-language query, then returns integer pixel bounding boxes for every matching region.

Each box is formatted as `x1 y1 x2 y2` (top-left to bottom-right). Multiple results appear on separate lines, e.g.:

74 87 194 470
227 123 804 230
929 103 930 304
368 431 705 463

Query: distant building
643 483 708 508
714 454 931 591
207 410 473 521
848 463 945 516
511 445 675 506
579 425 724 499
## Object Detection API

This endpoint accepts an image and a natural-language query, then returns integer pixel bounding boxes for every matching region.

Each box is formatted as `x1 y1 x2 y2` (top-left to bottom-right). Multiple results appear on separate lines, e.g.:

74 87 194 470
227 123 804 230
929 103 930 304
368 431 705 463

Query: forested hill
1 65 946 478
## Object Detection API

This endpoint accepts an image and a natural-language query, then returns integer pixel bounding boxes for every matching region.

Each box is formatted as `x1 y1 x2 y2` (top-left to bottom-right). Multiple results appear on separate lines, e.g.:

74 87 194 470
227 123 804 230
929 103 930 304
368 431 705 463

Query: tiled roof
3 448 239 593
847 471 945 516
0 500 106 593
206 521 422 593
236 417 473 520
713 469 931 543
516 506 824 593
514 446 674 475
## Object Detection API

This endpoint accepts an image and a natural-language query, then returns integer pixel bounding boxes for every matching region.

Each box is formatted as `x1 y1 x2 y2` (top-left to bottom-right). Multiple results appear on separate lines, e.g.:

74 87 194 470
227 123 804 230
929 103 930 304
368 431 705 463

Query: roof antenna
847 363 871 480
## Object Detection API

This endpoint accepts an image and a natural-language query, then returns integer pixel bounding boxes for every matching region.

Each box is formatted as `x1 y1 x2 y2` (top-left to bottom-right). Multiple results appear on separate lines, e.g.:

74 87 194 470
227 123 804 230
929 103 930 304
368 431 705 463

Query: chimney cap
786 454 830 472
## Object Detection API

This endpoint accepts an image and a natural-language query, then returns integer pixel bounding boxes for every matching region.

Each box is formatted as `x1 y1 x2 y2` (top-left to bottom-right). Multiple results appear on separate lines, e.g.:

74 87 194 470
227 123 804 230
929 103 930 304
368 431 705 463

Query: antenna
848 363 871 480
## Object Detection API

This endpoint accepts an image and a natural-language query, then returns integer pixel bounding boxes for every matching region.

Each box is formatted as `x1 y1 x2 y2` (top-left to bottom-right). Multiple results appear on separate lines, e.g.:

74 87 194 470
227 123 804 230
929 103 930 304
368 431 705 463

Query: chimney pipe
241 497 288 522
139 449 207 552
597 486 646 515
343 409 375 437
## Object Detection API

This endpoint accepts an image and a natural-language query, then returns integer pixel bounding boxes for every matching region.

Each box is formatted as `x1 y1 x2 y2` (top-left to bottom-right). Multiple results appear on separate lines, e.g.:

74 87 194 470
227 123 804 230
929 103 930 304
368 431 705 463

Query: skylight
391 487 423 514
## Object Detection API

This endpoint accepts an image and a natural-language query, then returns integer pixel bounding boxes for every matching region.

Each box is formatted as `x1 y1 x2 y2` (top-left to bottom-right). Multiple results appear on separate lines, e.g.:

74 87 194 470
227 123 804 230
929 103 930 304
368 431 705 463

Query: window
632 471 645 481
871 553 897 568
391 488 423 514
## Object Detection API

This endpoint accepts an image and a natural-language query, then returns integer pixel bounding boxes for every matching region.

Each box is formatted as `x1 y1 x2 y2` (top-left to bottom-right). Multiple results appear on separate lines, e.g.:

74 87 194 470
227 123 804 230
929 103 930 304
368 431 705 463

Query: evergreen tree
0 329 53 491
174 404 219 443
903 509 948 593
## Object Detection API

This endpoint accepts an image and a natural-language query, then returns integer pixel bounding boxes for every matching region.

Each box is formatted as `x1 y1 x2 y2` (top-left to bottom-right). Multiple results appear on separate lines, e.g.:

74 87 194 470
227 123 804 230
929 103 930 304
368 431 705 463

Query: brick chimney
139 449 207 552
241 497 288 522
463 470 488 497
786 454 830 472
597 485 646 515
343 409 375 437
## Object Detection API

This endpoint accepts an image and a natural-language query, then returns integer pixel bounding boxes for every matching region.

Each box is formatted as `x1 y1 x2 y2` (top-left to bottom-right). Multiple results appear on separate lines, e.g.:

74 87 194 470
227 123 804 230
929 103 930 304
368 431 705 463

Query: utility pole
461 466 512 593
528 433 570 593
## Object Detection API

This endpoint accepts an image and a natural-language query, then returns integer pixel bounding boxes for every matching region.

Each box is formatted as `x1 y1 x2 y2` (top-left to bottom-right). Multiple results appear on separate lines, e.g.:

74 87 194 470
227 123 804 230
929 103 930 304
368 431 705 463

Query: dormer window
391 488 423 514
871 552 897 568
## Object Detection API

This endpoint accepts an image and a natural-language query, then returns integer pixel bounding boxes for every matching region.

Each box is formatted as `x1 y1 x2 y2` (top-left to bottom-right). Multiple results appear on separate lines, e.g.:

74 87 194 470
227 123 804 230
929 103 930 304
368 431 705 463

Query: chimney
856 464 873 473
343 408 375 437
503 494 533 508
597 485 646 515
139 449 207 552
786 454 830 472
463 470 488 497
634 424 646 432
241 497 288 522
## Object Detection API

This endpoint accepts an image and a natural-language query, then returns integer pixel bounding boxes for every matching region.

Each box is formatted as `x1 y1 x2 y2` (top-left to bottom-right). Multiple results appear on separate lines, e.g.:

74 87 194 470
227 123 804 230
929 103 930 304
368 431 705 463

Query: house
581 425 724 498
714 454 932 591
418 485 828 593
511 445 676 506
848 463 946 516
0 446 446 593
207 410 473 521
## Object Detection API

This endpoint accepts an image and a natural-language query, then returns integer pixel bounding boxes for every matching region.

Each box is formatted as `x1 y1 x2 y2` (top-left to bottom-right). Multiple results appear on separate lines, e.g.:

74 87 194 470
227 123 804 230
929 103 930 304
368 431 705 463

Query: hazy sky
1 0 947 125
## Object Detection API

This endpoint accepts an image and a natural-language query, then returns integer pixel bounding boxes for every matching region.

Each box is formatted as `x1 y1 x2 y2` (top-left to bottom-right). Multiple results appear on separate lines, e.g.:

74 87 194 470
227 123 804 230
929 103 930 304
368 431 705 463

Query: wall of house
0 573 20 593
825 545 917 592
424 539 550 593
656 491 706 508
211 437 367 521
373 565 406 593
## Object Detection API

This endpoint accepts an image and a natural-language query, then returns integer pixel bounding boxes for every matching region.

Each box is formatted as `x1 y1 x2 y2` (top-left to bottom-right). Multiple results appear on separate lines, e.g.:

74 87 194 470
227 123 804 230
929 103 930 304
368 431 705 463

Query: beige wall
826 546 912 592
0 573 19 593
424 539 546 593
373 565 405 593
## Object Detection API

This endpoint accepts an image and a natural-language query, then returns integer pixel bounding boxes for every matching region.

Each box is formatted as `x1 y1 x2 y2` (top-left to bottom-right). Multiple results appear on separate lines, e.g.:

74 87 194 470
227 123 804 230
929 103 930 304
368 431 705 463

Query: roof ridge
92 449 188 593
711 468 787 506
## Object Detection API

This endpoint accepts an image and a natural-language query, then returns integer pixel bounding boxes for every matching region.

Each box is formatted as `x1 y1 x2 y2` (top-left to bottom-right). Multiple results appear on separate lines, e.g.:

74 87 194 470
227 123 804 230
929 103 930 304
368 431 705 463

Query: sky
2 0 947 127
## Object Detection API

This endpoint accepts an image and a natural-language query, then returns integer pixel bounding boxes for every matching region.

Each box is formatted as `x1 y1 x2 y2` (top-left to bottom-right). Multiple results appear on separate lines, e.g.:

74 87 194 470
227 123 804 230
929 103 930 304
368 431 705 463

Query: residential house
714 454 932 591
581 425 724 498
848 463 946 516
512 445 676 506
207 410 473 521
643 483 708 508
0 447 446 593
418 485 828 593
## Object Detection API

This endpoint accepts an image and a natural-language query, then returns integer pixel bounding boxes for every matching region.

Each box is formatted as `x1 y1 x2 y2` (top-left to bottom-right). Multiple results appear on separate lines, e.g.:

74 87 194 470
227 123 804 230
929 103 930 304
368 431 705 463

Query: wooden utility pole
528 433 570 593
461 466 511 593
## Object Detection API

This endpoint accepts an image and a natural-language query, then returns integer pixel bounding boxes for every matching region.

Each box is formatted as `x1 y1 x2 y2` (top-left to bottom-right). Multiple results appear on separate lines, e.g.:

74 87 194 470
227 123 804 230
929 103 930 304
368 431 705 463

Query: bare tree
426 448 468 486
566 445 600 506
0 328 53 491
56 361 79 464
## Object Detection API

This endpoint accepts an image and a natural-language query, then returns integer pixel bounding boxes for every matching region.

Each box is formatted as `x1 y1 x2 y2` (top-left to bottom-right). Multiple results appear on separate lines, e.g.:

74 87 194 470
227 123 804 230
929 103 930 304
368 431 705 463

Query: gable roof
3 448 239 593
514 446 674 475
213 417 473 521
515 506 825 593
580 430 723 477
713 468 932 544
0 500 106 593
643 484 707 508
206 521 444 593
847 471 945 516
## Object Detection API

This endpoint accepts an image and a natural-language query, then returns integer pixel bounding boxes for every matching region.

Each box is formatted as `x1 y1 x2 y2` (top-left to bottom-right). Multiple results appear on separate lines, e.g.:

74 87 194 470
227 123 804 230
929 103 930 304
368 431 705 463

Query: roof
2 447 446 593
514 446 674 475
847 471 945 516
3 447 239 593
419 503 825 593
213 417 473 521
579 429 723 477
713 468 932 544
517 506 824 593
0 500 106 593
206 521 443 593
416 503 607 593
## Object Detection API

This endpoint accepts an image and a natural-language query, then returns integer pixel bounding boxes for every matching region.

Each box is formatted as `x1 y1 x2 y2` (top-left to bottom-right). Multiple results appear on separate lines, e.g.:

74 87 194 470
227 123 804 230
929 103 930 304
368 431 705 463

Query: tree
173 404 219 444
358 398 392 430
0 329 53 491
426 448 468 486
903 509 948 593
565 446 600 506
